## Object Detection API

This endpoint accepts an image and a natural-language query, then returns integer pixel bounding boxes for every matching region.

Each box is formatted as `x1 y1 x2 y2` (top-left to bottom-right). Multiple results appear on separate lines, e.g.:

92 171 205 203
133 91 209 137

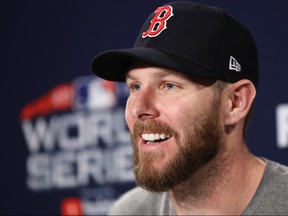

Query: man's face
125 65 222 192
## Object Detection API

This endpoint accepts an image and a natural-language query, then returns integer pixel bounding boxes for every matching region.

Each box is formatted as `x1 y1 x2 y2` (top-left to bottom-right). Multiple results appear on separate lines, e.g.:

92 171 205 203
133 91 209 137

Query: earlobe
225 80 256 126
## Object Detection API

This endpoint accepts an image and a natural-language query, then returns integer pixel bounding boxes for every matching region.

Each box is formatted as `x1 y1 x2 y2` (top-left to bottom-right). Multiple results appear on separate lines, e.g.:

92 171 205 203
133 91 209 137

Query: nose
127 88 159 121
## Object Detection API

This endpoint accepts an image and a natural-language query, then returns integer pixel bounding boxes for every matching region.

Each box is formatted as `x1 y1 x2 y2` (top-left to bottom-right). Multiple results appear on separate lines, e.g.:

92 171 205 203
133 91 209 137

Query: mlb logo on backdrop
74 76 117 110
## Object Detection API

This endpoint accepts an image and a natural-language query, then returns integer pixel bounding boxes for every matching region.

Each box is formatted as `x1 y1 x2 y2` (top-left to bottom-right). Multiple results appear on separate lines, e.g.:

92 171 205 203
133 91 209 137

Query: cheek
161 98 196 119
164 98 210 127
125 99 134 131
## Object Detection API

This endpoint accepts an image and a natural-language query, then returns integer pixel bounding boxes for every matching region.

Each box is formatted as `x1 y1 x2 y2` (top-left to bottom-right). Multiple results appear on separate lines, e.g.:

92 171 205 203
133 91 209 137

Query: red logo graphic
61 198 83 216
20 83 74 120
142 5 174 38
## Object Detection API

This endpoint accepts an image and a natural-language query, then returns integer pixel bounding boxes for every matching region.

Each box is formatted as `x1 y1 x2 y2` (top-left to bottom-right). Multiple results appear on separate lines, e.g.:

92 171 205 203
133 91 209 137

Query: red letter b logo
142 5 174 38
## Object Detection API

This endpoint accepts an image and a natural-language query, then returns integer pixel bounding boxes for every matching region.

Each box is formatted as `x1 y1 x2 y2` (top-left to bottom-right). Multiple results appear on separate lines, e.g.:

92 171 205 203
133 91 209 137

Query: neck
169 143 266 215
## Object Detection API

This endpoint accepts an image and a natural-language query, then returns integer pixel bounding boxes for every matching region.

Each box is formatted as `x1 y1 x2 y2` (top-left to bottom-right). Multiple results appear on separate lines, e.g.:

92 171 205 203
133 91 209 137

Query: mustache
132 120 178 138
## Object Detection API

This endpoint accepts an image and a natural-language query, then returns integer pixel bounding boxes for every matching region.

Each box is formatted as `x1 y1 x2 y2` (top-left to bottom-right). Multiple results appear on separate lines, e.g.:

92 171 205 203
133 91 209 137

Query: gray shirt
109 159 288 215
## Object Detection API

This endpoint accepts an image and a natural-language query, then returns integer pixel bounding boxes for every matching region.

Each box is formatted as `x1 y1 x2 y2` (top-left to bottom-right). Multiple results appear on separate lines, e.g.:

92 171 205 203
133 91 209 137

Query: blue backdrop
1 0 288 215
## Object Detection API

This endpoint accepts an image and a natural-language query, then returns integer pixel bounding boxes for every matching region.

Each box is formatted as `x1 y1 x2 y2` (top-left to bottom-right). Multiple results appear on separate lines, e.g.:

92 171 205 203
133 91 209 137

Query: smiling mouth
141 133 171 144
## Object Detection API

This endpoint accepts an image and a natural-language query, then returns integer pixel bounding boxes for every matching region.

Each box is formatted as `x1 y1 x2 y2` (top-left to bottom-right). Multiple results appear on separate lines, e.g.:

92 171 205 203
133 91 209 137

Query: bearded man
91 1 288 215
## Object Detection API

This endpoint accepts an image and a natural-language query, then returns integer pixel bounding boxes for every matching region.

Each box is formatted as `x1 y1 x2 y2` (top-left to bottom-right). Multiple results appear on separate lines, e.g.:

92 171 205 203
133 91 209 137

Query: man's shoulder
266 159 288 181
108 187 171 215
246 159 288 215
111 187 151 211
264 159 288 193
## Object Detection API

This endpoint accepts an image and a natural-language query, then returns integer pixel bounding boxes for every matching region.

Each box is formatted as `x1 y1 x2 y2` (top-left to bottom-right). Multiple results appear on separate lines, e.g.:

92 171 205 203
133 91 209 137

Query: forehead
127 59 191 79
126 65 187 80
126 59 216 86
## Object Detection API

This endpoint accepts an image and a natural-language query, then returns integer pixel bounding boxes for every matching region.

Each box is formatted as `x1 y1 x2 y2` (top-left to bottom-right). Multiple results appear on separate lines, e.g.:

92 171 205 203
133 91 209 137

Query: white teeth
155 133 160 140
142 134 149 140
160 133 166 140
141 133 171 142
148 134 155 141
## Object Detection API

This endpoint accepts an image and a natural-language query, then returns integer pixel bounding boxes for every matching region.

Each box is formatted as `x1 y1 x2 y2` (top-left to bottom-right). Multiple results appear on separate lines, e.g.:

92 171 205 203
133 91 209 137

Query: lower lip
139 138 171 152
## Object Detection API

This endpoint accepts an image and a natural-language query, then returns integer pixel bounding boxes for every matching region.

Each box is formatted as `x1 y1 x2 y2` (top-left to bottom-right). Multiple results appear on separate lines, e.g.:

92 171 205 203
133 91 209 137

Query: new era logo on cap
229 56 241 72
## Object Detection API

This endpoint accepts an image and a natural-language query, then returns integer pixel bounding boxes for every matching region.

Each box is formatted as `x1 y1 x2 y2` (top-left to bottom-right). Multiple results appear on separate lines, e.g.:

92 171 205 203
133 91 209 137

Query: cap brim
91 47 219 82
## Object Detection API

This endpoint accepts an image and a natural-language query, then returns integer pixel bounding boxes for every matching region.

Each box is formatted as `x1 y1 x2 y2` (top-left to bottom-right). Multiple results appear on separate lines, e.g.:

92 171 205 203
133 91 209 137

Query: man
91 1 288 215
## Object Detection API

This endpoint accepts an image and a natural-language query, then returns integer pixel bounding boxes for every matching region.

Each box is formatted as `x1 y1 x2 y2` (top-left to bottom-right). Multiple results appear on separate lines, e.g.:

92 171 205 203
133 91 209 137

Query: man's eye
132 83 142 91
165 83 175 89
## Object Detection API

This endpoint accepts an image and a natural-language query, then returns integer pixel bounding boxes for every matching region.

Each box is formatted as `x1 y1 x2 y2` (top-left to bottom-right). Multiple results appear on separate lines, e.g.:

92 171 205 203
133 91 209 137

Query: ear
224 80 256 126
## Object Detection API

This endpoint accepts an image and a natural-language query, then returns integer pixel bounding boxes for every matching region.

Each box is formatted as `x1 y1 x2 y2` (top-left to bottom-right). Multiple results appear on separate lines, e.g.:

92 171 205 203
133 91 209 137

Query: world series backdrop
1 0 288 215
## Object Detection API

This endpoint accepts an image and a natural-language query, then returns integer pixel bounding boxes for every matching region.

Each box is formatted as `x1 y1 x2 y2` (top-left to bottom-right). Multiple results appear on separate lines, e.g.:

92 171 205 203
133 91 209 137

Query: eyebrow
125 72 136 81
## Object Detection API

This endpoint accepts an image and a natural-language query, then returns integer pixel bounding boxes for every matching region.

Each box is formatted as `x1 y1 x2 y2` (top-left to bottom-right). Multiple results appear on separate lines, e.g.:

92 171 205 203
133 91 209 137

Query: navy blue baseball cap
91 1 259 88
